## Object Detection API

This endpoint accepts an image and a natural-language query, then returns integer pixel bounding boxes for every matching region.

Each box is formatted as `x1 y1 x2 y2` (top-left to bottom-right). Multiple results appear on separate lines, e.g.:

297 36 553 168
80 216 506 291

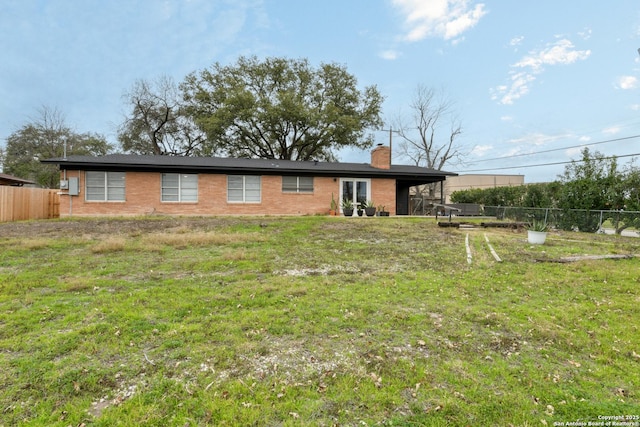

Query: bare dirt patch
0 217 278 239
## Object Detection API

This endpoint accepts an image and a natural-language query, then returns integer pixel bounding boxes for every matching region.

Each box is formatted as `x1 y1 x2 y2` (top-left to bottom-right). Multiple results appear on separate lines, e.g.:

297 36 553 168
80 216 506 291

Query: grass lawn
0 216 639 426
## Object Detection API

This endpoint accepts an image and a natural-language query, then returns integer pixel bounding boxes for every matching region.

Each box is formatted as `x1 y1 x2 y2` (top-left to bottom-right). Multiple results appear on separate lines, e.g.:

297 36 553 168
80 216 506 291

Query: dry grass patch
20 238 55 250
142 231 266 249
90 236 128 253
1 237 60 251
60 277 94 292
221 248 250 261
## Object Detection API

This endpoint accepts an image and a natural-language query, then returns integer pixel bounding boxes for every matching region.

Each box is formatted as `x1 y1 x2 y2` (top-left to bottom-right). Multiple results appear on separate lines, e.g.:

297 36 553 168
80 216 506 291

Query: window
228 175 261 202
161 173 198 202
85 171 125 201
282 176 313 193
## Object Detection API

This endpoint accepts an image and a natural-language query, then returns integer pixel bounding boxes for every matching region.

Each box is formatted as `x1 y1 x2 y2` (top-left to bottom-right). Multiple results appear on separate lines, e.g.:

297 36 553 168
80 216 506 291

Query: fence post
599 210 603 231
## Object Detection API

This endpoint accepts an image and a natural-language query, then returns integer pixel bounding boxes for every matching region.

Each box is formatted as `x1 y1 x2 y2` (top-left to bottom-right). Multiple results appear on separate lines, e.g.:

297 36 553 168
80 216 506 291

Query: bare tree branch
394 85 467 213
118 76 206 156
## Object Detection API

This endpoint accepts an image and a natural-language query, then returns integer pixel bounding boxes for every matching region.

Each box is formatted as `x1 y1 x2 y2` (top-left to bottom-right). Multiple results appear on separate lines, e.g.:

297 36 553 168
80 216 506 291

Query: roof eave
41 157 456 180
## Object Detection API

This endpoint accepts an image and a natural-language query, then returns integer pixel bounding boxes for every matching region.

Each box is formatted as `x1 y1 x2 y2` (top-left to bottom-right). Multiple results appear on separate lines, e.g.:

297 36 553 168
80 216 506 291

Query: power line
453 152 640 173
470 134 640 164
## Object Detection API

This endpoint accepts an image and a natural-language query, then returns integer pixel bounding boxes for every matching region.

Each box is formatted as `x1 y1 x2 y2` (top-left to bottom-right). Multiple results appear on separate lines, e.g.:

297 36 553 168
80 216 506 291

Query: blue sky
1 0 640 183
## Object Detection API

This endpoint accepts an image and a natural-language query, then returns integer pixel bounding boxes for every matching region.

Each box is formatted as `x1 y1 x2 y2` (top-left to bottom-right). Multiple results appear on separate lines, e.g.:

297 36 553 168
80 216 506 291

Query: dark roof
0 173 36 186
42 154 456 183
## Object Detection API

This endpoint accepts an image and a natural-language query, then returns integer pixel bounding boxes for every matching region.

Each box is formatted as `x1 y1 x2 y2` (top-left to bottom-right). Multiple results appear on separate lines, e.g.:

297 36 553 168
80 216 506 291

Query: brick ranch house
42 145 456 217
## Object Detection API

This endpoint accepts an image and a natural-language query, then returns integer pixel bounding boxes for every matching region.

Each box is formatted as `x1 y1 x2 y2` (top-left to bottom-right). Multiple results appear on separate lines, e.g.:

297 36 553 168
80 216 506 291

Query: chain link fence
408 197 640 234
483 206 640 234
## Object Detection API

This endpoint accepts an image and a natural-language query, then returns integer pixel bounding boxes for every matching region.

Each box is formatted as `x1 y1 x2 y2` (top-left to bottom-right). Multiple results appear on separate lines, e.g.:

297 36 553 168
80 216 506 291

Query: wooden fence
0 186 60 222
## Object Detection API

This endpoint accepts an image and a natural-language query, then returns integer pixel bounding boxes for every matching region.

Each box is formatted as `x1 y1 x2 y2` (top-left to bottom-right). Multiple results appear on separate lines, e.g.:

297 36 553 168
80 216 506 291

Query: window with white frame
227 175 261 202
161 173 198 202
282 176 314 193
85 171 125 201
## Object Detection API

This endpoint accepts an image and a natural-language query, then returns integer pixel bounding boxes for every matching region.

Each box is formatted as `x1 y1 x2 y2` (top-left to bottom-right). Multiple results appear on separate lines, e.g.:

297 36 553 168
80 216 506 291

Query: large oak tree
181 56 384 161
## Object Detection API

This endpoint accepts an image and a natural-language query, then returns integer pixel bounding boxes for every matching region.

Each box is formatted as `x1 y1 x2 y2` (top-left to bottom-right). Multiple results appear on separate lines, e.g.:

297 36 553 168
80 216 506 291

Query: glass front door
340 178 370 215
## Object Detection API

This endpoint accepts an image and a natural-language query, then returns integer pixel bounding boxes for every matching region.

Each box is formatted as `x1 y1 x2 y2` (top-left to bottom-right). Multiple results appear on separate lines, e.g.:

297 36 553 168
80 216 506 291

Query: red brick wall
371 178 396 214
58 170 397 216
371 145 391 169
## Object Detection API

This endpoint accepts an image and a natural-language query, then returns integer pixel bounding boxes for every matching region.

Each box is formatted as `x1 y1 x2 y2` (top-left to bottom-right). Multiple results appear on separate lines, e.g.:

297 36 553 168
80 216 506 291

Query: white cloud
513 39 591 72
503 147 523 157
615 75 638 90
490 71 536 105
391 0 487 42
630 104 640 111
472 144 492 156
565 147 584 157
507 132 573 149
602 126 620 135
492 38 591 105
379 49 401 60
577 27 592 40
509 36 524 47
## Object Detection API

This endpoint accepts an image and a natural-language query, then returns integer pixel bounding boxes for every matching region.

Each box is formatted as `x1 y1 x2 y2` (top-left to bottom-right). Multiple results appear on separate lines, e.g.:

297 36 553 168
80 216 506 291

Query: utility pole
378 128 396 165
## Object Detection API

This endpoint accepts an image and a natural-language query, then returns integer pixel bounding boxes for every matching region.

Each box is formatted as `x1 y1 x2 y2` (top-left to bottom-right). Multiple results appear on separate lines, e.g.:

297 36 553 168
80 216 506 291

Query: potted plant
356 202 364 216
527 219 548 244
363 200 376 217
341 198 354 217
377 205 389 216
330 193 338 216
